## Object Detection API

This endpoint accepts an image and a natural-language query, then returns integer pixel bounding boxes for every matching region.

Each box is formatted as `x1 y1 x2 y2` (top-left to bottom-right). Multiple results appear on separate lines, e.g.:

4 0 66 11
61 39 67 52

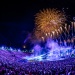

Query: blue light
1 46 5 50
9 47 13 51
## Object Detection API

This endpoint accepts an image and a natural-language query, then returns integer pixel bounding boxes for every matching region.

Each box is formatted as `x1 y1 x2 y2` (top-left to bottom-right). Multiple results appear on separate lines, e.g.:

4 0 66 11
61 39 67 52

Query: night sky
0 0 75 48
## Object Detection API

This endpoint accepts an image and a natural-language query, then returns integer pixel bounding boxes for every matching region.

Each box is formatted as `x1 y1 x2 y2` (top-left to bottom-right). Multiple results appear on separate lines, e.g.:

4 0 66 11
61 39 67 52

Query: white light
46 33 47 36
10 47 13 51
18 49 21 52
1 46 5 50
52 31 55 34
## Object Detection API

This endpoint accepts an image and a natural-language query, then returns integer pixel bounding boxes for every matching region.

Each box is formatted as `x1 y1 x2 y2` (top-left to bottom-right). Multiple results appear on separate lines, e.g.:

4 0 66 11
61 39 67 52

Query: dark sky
0 0 75 48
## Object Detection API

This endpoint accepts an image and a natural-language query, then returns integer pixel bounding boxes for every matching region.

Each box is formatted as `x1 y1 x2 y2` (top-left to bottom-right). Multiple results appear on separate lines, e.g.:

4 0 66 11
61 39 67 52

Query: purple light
46 39 59 50
33 44 42 51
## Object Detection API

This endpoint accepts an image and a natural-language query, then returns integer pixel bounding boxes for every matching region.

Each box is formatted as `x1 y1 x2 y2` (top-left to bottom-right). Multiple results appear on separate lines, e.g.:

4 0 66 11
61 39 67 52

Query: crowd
0 49 75 75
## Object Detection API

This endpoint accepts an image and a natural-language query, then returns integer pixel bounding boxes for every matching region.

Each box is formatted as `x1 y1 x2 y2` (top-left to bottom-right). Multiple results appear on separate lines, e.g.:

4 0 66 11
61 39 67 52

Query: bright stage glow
22 39 75 61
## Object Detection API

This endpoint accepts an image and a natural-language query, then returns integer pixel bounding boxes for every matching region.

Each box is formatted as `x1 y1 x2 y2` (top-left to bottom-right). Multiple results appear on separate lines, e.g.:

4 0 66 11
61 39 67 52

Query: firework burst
34 8 66 40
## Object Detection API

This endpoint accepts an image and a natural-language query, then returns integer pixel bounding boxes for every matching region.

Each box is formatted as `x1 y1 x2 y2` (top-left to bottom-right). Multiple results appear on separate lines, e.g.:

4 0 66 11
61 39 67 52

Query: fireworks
34 8 66 40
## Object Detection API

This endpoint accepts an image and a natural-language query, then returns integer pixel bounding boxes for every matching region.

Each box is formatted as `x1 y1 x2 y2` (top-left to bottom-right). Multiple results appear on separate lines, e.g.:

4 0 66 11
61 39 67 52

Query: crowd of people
0 49 75 75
